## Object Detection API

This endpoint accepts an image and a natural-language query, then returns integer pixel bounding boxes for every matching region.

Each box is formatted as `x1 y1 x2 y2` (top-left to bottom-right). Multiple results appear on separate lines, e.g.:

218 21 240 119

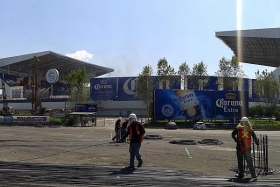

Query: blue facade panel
90 76 181 101
251 79 259 100
204 76 218 90
90 77 118 101
117 77 138 100
240 78 249 90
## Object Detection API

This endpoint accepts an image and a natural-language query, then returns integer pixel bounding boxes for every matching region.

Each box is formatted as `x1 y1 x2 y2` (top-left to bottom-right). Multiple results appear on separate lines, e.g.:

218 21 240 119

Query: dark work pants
236 149 256 177
120 129 127 140
129 142 142 167
112 130 120 142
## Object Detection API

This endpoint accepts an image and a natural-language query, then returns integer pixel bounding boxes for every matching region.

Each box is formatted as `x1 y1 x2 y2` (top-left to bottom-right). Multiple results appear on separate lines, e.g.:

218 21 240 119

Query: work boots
235 173 244 178
137 161 143 168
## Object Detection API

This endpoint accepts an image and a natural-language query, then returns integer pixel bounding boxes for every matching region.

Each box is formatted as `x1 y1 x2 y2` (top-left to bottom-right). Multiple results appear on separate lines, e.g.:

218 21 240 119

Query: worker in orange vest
120 113 145 169
231 117 259 179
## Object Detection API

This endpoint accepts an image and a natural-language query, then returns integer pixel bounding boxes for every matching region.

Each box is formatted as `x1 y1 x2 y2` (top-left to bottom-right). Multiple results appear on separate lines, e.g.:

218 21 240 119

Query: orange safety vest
237 127 252 151
129 122 144 142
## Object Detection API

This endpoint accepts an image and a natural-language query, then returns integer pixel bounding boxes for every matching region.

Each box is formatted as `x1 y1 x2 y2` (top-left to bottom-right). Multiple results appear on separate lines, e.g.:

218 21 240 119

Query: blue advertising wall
251 79 259 101
89 77 138 101
186 77 250 91
222 78 249 91
154 89 249 120
242 78 249 90
90 77 118 101
90 76 181 101
204 76 218 90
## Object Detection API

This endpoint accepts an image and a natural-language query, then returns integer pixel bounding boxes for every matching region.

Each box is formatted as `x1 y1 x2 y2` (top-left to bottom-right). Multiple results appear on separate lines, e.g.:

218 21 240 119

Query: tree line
135 56 280 118
64 56 280 118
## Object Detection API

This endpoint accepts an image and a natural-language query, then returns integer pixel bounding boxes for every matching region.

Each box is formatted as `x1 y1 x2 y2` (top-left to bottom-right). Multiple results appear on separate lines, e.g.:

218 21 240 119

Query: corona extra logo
94 84 112 90
225 92 236 100
216 91 243 113
100 80 107 84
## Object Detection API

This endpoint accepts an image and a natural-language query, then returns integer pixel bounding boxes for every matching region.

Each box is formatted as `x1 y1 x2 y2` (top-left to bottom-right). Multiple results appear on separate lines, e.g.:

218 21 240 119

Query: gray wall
0 100 148 117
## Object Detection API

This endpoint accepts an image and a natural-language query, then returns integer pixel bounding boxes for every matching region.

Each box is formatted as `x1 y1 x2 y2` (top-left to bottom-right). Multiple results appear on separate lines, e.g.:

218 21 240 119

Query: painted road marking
0 148 16 153
185 148 192 158
76 128 95 139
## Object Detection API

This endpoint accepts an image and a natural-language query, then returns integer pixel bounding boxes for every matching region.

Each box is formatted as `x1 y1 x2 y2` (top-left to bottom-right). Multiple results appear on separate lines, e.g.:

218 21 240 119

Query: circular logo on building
162 104 174 117
46 68 59 84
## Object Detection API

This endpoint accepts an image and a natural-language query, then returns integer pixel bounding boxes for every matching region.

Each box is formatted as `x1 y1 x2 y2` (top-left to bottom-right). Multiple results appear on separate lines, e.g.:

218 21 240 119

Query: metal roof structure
216 28 280 67
0 51 114 80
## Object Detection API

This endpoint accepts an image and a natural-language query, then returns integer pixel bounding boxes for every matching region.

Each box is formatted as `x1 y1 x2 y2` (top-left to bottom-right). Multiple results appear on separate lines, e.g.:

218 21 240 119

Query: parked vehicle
193 122 206 130
165 122 178 130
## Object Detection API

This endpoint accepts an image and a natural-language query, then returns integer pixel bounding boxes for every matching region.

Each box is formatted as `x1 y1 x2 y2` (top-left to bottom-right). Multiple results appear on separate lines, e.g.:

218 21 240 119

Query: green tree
249 105 265 118
177 61 191 90
215 56 246 90
254 69 280 116
156 57 177 89
67 68 89 107
189 61 209 90
135 65 154 119
272 108 280 118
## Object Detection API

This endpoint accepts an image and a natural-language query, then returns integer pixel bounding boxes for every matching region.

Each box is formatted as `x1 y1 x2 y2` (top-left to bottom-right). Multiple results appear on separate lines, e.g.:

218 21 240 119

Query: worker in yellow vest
231 117 259 179
120 113 145 169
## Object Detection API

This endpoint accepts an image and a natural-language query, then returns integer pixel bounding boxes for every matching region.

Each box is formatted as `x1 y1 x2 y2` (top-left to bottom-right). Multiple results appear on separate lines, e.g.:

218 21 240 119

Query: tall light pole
34 56 40 114
63 80 68 125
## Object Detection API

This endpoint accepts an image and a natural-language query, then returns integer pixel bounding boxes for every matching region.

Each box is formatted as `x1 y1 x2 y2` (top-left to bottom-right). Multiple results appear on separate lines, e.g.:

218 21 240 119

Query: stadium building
1 28 280 119
0 51 113 113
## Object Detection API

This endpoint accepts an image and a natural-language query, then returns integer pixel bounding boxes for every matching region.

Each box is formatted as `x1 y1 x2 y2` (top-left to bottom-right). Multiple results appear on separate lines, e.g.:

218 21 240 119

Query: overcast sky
0 0 279 78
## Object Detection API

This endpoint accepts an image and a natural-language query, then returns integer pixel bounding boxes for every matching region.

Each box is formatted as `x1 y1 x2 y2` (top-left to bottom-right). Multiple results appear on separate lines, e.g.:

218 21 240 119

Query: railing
230 134 279 177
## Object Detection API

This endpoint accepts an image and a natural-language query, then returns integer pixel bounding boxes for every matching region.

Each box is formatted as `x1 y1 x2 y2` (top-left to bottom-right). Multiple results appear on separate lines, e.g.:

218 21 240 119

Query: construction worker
120 113 145 169
120 119 129 140
231 117 259 179
112 117 122 142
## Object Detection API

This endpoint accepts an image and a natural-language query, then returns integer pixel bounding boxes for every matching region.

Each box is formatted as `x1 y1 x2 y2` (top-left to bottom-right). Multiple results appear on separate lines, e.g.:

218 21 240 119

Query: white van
193 122 206 130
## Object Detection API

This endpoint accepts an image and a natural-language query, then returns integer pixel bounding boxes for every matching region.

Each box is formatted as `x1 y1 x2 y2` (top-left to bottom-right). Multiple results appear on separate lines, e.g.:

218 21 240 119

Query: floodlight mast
2 80 8 112
34 56 40 114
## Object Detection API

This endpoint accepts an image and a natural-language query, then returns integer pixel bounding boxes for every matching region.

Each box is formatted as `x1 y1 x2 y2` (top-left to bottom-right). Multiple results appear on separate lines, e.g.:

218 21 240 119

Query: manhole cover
144 135 163 140
197 139 223 145
169 140 197 145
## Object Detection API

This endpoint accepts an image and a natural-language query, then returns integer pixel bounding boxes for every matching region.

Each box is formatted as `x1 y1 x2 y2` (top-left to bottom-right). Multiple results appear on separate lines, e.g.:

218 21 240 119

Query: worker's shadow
110 168 136 175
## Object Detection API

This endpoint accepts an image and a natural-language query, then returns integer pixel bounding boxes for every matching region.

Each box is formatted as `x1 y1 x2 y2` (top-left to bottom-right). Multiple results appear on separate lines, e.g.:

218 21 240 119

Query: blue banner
154 89 249 120
90 76 181 101
90 78 117 101
117 77 138 100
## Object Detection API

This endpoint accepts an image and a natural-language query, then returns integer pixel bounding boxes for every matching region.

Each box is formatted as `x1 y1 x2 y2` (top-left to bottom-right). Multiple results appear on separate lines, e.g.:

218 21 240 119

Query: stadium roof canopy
216 28 280 67
0 51 114 80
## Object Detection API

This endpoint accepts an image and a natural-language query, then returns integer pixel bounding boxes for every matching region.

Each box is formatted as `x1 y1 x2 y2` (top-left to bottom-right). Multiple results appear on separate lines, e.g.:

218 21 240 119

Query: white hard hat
118 117 122 121
241 117 249 122
128 113 137 122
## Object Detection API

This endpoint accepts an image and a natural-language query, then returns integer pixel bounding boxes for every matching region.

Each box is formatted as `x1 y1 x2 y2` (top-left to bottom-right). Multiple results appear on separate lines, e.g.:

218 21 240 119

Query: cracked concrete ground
0 118 279 186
